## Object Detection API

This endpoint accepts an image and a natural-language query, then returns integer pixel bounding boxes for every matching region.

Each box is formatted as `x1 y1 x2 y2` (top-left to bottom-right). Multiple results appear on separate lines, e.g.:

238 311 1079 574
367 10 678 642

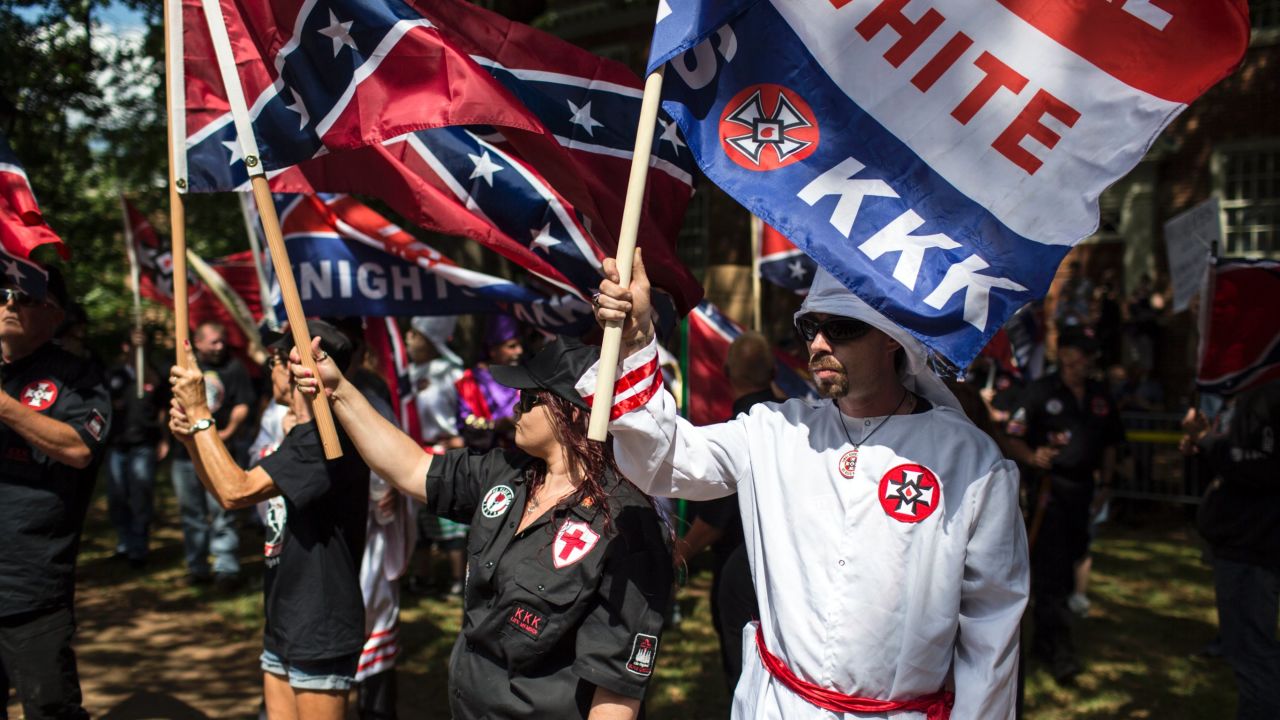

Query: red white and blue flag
687 300 816 426
1197 258 1280 396
254 193 596 334
648 0 1249 366
178 0 702 313
757 220 815 293
0 132 63 297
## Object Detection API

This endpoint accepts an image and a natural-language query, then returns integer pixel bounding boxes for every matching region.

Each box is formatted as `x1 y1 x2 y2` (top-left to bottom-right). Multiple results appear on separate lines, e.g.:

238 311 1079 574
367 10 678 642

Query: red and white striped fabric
575 338 664 422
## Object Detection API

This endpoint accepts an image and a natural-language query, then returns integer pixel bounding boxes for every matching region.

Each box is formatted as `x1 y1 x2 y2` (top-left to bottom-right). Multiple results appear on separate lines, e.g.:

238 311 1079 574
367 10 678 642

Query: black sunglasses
516 390 544 414
794 314 872 344
0 288 43 308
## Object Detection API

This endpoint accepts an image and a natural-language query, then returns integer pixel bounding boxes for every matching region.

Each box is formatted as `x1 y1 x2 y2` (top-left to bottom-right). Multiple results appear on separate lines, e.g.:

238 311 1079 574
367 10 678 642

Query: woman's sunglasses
794 314 872 344
516 390 544 414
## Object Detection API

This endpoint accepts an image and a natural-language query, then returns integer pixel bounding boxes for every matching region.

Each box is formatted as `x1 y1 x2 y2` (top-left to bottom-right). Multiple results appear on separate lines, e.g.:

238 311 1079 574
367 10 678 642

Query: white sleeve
576 338 752 501
951 458 1029 720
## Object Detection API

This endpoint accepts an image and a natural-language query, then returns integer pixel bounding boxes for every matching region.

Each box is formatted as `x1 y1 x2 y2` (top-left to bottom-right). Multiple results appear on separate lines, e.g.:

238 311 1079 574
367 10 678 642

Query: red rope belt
754 628 954 719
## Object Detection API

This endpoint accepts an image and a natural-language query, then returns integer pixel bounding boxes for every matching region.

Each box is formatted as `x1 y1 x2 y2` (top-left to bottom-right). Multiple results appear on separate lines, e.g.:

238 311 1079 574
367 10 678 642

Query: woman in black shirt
294 335 672 720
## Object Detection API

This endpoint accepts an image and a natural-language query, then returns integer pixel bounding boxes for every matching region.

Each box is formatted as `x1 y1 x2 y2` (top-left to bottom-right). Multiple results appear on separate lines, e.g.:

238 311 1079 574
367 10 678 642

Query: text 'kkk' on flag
177 0 702 313
0 131 65 297
649 0 1249 366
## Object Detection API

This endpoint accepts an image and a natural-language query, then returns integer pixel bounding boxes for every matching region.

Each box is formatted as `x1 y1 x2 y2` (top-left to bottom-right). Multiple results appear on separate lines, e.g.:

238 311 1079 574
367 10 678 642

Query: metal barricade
1116 412 1203 505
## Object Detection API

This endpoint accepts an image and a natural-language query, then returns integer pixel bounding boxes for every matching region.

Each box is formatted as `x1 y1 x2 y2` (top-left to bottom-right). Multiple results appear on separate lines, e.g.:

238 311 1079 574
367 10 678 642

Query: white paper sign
1164 198 1220 313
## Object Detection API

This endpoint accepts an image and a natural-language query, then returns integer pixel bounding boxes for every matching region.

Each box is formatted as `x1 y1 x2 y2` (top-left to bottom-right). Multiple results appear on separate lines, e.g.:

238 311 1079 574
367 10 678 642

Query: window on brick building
1252 0 1280 43
1214 142 1280 256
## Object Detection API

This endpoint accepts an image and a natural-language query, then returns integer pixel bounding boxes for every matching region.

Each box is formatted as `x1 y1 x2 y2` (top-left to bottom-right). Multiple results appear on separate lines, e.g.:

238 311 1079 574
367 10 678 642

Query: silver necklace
834 389 910 478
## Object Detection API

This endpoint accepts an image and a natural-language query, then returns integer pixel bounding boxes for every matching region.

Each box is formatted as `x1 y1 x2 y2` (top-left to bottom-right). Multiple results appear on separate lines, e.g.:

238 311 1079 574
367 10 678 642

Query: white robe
579 343 1028 719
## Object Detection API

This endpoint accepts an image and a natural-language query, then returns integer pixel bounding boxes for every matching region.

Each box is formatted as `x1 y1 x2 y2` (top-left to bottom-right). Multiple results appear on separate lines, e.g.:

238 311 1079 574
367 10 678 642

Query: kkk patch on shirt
878 464 942 524
507 603 546 639
552 520 600 569
20 379 58 411
626 633 658 676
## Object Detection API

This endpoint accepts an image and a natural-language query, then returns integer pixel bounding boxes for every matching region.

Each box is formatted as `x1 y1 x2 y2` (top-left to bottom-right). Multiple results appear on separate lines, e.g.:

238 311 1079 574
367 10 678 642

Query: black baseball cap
262 318 354 372
489 336 600 410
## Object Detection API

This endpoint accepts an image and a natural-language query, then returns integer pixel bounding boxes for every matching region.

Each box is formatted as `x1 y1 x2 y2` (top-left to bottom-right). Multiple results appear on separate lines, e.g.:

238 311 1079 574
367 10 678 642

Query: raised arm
169 350 276 510
291 338 432 501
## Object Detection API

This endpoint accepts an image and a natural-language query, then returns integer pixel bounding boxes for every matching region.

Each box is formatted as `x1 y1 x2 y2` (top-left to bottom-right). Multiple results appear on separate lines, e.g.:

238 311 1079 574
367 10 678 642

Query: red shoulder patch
19 379 59 412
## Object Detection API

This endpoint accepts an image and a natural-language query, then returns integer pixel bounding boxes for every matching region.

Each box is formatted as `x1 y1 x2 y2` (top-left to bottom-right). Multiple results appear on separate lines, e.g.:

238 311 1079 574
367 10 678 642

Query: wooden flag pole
587 67 666 441
750 215 763 333
120 194 146 399
163 0 190 368
198 0 342 458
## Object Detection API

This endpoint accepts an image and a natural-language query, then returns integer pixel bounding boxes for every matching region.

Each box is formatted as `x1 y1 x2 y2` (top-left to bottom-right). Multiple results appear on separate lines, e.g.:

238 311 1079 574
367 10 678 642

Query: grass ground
6 481 1236 719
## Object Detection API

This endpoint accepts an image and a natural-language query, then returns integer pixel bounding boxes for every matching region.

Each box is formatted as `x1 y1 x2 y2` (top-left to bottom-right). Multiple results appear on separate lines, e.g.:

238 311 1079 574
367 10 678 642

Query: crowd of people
1 255 1276 720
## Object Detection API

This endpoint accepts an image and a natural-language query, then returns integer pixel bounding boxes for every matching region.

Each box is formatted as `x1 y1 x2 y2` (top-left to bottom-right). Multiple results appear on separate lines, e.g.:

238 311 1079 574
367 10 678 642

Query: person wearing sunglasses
291 335 672 720
587 250 1028 720
0 269 110 720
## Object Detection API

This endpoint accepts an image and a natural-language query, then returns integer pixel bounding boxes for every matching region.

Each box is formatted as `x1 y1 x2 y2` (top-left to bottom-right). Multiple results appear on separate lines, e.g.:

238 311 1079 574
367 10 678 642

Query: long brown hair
523 390 628 535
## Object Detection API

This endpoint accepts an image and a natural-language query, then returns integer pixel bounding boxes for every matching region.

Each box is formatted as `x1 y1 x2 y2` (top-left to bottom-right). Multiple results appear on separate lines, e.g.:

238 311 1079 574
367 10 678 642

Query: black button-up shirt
1006 372 1126 479
0 342 111 618
426 447 672 719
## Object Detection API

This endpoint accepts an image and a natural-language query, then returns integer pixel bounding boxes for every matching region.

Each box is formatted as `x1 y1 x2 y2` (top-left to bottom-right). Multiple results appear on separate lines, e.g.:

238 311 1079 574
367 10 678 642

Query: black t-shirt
1006 373 1126 478
426 448 672 719
257 422 369 661
106 364 169 447
171 356 255 460
0 342 111 618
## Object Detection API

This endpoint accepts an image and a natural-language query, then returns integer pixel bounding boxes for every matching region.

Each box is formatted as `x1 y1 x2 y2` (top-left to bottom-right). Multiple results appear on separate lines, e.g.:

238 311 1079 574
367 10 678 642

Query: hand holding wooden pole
588 67 665 442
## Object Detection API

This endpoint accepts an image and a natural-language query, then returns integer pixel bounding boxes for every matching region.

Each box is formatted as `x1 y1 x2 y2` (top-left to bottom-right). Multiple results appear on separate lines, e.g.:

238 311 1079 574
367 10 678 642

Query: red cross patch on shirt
553 520 600 569
20 380 59 412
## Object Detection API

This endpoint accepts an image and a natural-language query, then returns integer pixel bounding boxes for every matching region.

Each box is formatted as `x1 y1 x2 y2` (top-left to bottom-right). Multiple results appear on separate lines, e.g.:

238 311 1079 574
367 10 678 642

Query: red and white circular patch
19 379 59 411
837 448 859 478
718 84 819 172
877 464 941 524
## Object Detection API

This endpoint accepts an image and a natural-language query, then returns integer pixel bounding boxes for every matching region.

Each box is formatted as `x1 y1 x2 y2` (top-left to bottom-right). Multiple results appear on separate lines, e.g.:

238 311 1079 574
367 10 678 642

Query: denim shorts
260 648 359 691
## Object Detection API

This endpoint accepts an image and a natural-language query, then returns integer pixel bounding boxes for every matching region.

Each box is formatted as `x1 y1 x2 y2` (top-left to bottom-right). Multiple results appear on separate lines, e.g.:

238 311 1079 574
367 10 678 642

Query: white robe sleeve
576 338 751 501
951 458 1029 720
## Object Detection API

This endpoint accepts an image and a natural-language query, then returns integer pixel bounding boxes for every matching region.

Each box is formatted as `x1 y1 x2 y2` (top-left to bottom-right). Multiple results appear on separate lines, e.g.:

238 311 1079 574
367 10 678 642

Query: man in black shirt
169 321 254 584
168 320 367 720
1183 379 1280 719
105 328 169 566
1005 331 1125 683
0 269 109 720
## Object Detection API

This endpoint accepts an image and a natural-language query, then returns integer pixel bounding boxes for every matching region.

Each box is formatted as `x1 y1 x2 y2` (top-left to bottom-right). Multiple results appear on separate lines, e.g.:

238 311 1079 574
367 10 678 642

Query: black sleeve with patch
426 447 525 524
571 504 673 699
53 361 112 461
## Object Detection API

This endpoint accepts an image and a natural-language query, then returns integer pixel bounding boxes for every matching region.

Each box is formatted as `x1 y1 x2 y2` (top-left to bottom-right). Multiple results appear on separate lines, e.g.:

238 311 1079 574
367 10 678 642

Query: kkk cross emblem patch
877 464 942 524
481 485 515 518
20 380 58 411
719 84 820 172
626 633 658 676
553 520 600 569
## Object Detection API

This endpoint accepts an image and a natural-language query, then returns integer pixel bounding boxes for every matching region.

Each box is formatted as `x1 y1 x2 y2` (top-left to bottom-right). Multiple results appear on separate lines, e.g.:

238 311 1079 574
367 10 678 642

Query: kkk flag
686 300 816 426
757 221 815 293
1197 258 1280 396
255 193 596 335
649 0 1249 366
1 132 64 297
